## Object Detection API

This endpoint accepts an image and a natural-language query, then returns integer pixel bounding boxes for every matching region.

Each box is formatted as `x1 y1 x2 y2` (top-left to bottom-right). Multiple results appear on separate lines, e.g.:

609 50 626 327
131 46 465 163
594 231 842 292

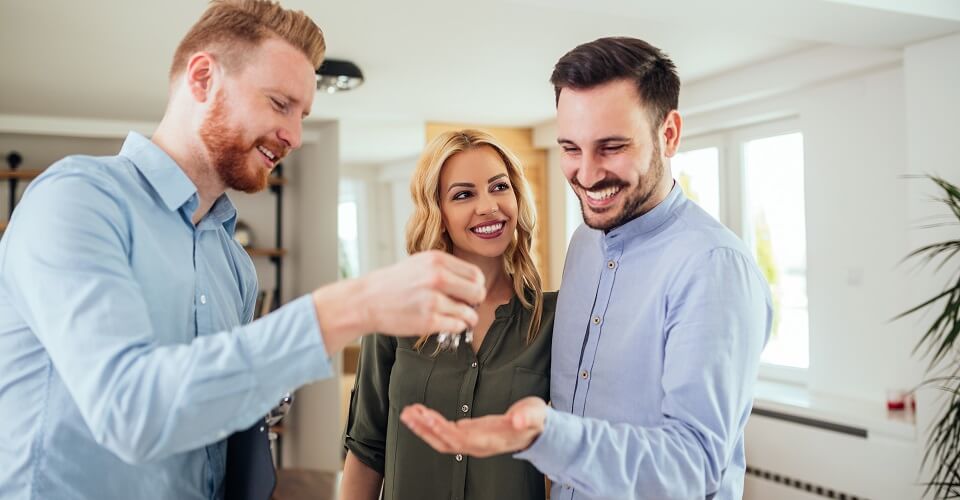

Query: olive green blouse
343 291 557 500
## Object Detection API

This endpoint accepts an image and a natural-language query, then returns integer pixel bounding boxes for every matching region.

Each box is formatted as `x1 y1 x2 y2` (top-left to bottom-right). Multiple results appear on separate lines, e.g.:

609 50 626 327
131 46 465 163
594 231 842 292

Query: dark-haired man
402 37 772 500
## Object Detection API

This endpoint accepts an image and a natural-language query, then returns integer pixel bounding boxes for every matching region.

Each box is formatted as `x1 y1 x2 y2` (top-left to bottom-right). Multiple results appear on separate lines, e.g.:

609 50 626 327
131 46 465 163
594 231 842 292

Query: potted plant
897 175 960 499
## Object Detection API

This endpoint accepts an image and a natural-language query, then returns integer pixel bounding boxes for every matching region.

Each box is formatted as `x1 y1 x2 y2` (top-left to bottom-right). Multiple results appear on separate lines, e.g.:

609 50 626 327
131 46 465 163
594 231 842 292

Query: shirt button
471 361 478 368
607 260 617 269
592 316 601 325
580 369 589 380
455 453 463 462
461 404 469 413
200 294 207 305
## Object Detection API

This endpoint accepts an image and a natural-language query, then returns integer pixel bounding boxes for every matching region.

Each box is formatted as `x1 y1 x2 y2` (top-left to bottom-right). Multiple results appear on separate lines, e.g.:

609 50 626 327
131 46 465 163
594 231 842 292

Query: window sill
752 380 916 442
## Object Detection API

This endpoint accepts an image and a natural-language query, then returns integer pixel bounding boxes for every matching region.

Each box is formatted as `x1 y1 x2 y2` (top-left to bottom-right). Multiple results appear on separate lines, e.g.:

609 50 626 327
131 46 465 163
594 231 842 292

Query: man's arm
403 247 771 499
1 171 484 465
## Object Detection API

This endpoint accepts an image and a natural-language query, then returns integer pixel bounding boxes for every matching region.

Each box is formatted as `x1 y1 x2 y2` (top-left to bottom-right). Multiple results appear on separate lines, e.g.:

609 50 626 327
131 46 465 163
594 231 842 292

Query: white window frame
681 118 809 385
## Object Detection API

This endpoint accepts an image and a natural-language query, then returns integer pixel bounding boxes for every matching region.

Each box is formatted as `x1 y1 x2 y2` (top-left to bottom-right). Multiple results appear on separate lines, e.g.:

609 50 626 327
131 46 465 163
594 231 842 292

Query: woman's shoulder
542 290 559 311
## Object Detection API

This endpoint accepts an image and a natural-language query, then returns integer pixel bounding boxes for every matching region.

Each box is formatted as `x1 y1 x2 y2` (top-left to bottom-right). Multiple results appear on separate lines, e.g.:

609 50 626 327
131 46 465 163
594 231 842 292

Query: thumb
511 411 527 430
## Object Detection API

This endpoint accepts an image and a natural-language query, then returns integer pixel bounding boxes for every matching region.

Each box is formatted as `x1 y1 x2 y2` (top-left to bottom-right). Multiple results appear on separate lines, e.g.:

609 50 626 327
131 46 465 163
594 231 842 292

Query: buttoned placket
450 345 481 500
562 238 622 499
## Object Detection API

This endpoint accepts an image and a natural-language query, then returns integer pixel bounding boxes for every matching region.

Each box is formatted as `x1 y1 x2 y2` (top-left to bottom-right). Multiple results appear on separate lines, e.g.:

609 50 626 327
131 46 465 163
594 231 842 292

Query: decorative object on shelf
315 58 364 94
1 151 41 234
234 220 254 248
895 175 960 499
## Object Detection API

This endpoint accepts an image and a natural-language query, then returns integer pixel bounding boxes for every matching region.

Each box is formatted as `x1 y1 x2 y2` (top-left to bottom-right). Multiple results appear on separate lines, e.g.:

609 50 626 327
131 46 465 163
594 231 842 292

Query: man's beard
576 141 664 231
199 90 282 193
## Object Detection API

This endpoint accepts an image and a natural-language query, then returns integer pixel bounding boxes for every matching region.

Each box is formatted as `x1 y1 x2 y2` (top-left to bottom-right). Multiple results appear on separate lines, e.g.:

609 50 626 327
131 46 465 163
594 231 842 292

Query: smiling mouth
470 220 506 238
256 145 279 166
584 185 623 201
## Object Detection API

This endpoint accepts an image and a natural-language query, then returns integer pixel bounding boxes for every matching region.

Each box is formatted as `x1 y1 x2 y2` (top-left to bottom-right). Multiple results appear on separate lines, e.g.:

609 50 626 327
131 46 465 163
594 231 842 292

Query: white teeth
585 186 622 200
472 222 504 235
257 145 276 160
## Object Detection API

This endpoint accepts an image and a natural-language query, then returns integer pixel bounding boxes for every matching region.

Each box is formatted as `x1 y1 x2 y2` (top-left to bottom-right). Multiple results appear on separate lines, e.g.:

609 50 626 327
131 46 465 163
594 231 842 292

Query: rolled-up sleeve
343 334 397 474
0 170 335 464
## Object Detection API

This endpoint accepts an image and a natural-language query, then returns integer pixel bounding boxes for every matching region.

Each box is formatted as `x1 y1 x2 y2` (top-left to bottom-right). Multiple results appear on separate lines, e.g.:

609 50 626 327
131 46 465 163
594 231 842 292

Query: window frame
683 119 809 384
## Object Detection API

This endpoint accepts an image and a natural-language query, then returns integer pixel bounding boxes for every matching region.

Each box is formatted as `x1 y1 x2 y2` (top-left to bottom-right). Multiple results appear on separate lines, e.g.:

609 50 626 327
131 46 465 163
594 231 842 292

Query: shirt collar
119 131 238 234
604 181 686 246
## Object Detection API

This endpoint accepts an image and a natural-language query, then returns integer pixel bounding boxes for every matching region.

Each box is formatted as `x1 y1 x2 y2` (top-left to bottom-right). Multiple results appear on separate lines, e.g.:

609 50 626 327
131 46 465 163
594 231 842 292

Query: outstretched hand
400 397 547 458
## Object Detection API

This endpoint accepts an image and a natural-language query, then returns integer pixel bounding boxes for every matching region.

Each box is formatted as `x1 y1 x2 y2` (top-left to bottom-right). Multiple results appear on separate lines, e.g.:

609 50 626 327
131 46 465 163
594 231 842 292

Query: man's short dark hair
551 37 680 128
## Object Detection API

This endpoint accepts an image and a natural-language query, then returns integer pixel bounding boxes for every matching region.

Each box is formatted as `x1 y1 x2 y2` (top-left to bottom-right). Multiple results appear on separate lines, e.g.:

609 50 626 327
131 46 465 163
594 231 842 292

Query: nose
576 155 606 189
476 191 499 216
278 118 303 151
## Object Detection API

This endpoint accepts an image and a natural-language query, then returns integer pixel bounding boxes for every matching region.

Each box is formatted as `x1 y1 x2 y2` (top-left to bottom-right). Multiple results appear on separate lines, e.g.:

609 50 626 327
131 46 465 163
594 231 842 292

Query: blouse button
461 404 469 413
471 361 478 368
455 454 463 462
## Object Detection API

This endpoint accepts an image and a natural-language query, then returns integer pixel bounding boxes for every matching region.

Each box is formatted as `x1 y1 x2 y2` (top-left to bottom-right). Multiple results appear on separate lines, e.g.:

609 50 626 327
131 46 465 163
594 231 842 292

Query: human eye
601 144 626 154
270 97 289 113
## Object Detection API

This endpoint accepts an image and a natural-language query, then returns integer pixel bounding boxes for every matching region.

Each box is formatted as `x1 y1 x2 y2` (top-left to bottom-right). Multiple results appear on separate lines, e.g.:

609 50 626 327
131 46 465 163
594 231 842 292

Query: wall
282 121 343 471
902 32 960 467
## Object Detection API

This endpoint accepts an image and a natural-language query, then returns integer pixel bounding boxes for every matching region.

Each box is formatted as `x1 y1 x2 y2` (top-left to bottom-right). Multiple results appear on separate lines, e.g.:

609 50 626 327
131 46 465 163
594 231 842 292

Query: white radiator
743 409 924 500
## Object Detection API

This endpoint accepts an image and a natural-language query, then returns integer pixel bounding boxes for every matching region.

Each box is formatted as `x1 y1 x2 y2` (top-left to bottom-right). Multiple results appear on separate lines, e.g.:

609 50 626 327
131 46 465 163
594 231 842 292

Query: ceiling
1 0 958 164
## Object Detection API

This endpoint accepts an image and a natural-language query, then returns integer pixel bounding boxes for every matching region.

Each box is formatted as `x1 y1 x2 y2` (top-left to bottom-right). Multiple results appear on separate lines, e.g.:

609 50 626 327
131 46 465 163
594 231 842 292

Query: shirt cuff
240 293 335 394
513 406 583 477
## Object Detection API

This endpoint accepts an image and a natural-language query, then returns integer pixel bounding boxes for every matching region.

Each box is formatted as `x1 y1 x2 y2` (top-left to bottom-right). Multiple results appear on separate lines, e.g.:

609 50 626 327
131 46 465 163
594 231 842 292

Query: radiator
743 407 923 500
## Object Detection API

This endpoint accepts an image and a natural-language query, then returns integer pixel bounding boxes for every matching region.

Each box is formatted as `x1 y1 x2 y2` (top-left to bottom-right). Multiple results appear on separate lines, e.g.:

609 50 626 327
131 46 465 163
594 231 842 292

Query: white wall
283 122 343 471
902 32 960 440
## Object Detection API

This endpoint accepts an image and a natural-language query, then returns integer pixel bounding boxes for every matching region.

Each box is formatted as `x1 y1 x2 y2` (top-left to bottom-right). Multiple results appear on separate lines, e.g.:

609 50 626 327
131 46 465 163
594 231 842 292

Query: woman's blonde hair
170 0 326 80
407 130 544 350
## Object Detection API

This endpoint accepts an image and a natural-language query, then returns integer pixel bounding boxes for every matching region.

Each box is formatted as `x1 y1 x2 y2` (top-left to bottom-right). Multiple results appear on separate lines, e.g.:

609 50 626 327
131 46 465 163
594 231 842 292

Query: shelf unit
1 152 30 232
248 163 286 313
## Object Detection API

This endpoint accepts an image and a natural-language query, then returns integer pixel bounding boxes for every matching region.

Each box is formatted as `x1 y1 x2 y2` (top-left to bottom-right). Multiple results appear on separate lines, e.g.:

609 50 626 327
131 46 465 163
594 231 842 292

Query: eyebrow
557 136 632 146
445 174 509 193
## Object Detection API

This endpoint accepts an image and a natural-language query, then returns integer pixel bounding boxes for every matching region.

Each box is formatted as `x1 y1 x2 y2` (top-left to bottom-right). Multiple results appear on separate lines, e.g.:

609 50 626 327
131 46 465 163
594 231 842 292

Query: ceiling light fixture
316 58 364 94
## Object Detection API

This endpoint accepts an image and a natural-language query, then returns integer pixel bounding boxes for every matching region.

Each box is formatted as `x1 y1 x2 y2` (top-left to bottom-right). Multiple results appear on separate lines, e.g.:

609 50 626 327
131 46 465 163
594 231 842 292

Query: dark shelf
0 168 42 180
245 247 287 258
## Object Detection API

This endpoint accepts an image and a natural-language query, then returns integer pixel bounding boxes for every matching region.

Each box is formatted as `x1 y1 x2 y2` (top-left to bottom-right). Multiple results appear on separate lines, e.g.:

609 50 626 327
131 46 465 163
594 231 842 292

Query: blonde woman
341 130 556 500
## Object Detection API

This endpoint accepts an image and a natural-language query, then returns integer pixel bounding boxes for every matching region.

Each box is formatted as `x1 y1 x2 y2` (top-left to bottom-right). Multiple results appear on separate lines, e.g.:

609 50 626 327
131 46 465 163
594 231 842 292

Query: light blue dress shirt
0 132 333 499
516 183 772 500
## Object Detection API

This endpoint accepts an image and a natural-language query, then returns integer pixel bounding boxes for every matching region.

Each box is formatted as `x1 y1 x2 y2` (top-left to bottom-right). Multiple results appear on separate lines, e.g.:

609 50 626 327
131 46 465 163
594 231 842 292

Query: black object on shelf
6 151 22 220
269 163 284 310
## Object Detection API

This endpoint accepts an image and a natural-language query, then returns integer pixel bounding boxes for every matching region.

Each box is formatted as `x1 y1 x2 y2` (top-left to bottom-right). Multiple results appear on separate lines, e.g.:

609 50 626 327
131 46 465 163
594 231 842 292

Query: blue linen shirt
516 183 772 500
0 132 333 499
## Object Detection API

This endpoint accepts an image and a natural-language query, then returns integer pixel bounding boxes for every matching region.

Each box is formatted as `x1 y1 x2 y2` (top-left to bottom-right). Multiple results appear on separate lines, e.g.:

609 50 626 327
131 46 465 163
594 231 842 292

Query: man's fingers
430 251 485 288
427 267 485 307
430 293 479 330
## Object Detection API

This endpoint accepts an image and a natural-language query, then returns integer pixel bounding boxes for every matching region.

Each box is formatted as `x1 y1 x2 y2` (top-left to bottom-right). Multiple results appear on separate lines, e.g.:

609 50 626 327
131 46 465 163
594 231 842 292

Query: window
338 180 361 279
565 185 582 246
672 146 721 221
741 132 809 370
